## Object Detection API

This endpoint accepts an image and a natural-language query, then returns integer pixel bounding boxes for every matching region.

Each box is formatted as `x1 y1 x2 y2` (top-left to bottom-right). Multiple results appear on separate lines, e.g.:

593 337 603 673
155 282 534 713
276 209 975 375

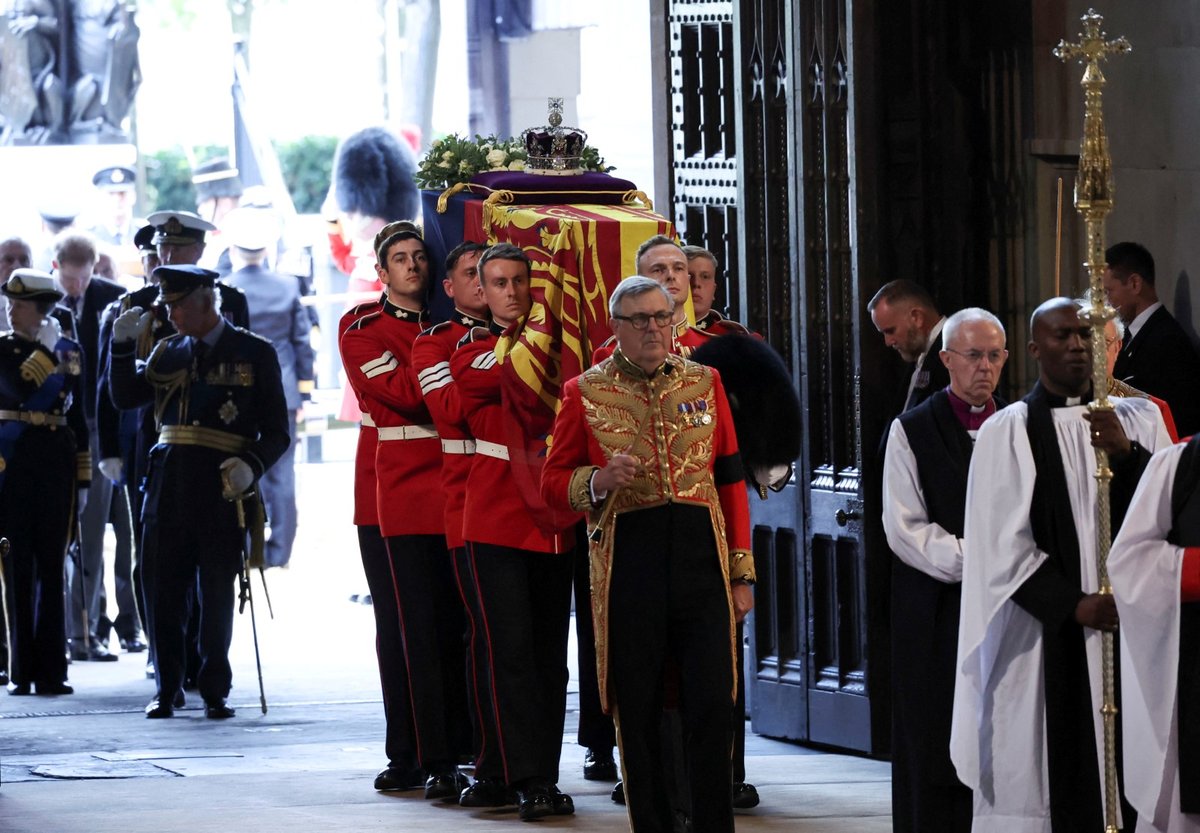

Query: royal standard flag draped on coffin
485 202 675 532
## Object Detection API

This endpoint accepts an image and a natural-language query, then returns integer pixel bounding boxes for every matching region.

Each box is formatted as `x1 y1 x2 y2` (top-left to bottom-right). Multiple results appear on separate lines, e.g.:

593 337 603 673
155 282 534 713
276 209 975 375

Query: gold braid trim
144 339 189 430
568 466 598 513
19 350 55 385
75 451 92 481
1106 376 1149 399
728 549 756 584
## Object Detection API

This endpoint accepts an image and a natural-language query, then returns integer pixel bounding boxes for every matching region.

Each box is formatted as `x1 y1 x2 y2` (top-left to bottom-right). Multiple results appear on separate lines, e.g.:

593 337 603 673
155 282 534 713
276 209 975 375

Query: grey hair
609 276 673 319
942 307 1005 349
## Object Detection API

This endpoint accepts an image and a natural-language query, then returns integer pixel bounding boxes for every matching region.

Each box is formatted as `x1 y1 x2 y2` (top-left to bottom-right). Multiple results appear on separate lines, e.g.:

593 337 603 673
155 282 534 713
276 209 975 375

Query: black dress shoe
549 785 574 816
424 769 468 800
145 697 174 718
70 642 118 662
204 700 236 719
517 781 555 821
120 635 148 653
7 681 31 696
373 765 424 791
583 748 618 781
458 777 515 807
611 780 626 805
35 681 74 695
731 781 760 809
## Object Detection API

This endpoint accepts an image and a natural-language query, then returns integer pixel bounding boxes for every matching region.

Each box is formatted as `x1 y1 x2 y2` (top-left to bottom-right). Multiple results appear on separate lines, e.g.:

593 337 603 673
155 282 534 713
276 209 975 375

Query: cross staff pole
1053 9 1131 833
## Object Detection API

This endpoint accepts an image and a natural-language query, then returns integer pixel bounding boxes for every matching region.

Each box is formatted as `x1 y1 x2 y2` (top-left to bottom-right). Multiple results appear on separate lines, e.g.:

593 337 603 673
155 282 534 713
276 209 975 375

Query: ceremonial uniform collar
488 320 506 337
673 318 690 340
613 348 679 381
695 310 724 330
382 298 428 323
455 308 489 329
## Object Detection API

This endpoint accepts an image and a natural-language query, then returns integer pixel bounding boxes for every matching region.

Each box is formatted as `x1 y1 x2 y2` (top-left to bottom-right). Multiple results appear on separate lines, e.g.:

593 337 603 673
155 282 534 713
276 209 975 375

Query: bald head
1028 297 1093 396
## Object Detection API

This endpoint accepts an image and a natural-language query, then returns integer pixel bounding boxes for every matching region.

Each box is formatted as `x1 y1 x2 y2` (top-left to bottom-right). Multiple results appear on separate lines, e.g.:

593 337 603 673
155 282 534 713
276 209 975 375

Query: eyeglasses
945 347 1007 365
612 311 673 330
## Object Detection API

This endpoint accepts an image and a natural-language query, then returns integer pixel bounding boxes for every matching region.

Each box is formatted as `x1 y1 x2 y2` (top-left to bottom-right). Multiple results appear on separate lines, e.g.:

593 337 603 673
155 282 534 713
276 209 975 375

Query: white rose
508 159 526 171
442 151 454 161
459 160 472 172
486 148 508 168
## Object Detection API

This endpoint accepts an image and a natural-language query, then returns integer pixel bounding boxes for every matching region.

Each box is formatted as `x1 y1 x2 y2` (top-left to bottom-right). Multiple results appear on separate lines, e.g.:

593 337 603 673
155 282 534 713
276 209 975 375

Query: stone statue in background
0 0 140 144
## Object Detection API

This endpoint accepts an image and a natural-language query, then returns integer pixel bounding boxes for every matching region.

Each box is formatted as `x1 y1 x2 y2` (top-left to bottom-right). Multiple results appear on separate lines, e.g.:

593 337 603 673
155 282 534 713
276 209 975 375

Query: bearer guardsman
0 270 89 696
882 307 1008 833
952 297 1169 831
109 265 289 720
683 245 749 336
451 242 576 820
339 223 470 799
1110 436 1200 833
410 241 508 807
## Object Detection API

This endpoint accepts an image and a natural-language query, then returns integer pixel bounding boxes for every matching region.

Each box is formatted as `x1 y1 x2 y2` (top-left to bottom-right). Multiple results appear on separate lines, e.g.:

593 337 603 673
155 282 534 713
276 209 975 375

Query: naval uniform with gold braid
0 331 89 692
541 350 754 833
109 317 288 709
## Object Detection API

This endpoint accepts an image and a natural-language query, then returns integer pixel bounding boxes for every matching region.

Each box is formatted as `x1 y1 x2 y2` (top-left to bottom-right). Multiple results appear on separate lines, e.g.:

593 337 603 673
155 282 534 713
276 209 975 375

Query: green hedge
143 136 337 215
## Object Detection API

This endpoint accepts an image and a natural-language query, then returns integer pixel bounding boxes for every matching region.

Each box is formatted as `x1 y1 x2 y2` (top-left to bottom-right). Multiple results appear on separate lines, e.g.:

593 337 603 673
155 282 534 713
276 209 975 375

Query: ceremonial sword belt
159 425 252 453
0 409 67 426
376 424 437 441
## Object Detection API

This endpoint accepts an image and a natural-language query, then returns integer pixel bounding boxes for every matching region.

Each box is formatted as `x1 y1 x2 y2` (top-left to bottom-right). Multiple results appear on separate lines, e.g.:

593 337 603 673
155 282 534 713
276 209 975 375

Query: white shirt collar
1126 301 1162 339
199 316 226 348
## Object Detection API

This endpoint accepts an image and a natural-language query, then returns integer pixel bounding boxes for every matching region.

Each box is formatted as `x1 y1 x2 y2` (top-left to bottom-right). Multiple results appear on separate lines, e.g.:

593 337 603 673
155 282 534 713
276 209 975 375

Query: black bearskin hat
690 334 802 489
335 127 419 222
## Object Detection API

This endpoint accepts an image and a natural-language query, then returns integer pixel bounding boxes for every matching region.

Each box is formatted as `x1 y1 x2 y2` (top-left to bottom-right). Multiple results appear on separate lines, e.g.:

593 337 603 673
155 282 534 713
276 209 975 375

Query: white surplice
883 417 965 583
1110 442 1200 833
950 396 1170 833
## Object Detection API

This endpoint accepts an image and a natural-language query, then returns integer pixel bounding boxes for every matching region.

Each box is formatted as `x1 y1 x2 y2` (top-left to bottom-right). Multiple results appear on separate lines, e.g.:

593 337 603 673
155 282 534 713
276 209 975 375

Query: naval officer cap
146 210 216 247
154 264 218 304
93 165 137 191
2 268 63 303
133 223 157 253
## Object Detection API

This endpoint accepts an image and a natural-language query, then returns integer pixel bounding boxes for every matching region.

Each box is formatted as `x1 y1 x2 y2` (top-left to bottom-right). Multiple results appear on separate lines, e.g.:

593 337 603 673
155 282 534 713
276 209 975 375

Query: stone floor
0 445 892 832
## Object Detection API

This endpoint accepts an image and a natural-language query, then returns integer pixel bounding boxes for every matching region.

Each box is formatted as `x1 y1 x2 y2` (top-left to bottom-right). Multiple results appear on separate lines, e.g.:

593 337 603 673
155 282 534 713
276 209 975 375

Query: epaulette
457 326 492 348
418 320 453 339
345 309 383 332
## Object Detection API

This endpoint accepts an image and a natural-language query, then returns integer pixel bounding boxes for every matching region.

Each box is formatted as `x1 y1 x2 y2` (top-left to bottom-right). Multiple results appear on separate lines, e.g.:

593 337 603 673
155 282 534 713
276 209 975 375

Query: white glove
35 316 61 352
113 307 153 343
219 457 254 499
98 457 123 484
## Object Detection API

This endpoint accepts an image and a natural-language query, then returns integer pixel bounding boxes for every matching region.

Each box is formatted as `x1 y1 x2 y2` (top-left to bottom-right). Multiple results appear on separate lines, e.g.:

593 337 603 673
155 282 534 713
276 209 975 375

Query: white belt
474 439 509 460
377 424 437 441
360 413 375 428
441 438 476 455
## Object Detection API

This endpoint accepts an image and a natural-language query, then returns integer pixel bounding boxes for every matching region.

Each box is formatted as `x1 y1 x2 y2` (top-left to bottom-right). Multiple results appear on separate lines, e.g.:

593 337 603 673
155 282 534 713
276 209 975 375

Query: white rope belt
377 424 438 441
360 413 375 428
474 439 509 460
441 439 476 455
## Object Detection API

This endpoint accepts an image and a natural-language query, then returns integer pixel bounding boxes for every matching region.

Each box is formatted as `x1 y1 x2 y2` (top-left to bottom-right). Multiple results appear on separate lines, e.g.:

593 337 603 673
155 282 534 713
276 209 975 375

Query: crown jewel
521 98 588 176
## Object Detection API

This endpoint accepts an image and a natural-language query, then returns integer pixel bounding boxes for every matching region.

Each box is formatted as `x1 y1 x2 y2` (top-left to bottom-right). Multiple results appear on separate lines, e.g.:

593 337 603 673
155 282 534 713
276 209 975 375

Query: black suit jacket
59 276 125 421
1113 305 1200 437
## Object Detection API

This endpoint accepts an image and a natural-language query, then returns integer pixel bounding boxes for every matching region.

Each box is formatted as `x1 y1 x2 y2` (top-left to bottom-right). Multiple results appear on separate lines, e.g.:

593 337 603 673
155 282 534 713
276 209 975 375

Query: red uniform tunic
412 310 488 550
451 324 572 554
341 299 445 538
695 309 754 338
338 298 384 526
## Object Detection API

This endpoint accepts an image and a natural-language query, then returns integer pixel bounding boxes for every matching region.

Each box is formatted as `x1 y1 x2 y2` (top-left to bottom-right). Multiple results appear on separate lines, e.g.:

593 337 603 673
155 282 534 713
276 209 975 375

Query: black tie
192 338 207 372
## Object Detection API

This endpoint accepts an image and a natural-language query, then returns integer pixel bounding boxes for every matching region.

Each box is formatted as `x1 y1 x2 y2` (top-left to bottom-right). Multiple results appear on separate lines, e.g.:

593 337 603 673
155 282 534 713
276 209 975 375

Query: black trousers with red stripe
357 525 418 772
386 533 471 772
451 545 505 780
466 541 573 787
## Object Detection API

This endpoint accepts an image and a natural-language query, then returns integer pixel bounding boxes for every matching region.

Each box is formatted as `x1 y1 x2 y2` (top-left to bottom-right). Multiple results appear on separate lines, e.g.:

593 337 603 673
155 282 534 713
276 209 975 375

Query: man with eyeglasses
951 297 1171 831
882 307 1008 833
542 275 754 833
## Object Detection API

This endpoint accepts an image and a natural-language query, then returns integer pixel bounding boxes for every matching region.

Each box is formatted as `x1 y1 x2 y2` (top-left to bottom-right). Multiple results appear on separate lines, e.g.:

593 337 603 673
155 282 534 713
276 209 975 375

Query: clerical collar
455 308 488 329
946 387 996 431
382 298 428 323
1126 301 1162 339
1041 384 1093 408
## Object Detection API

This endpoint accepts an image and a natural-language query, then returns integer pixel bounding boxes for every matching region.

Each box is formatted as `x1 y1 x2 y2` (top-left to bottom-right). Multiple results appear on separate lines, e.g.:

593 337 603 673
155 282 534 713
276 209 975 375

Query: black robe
1168 434 1200 812
889 389 981 833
